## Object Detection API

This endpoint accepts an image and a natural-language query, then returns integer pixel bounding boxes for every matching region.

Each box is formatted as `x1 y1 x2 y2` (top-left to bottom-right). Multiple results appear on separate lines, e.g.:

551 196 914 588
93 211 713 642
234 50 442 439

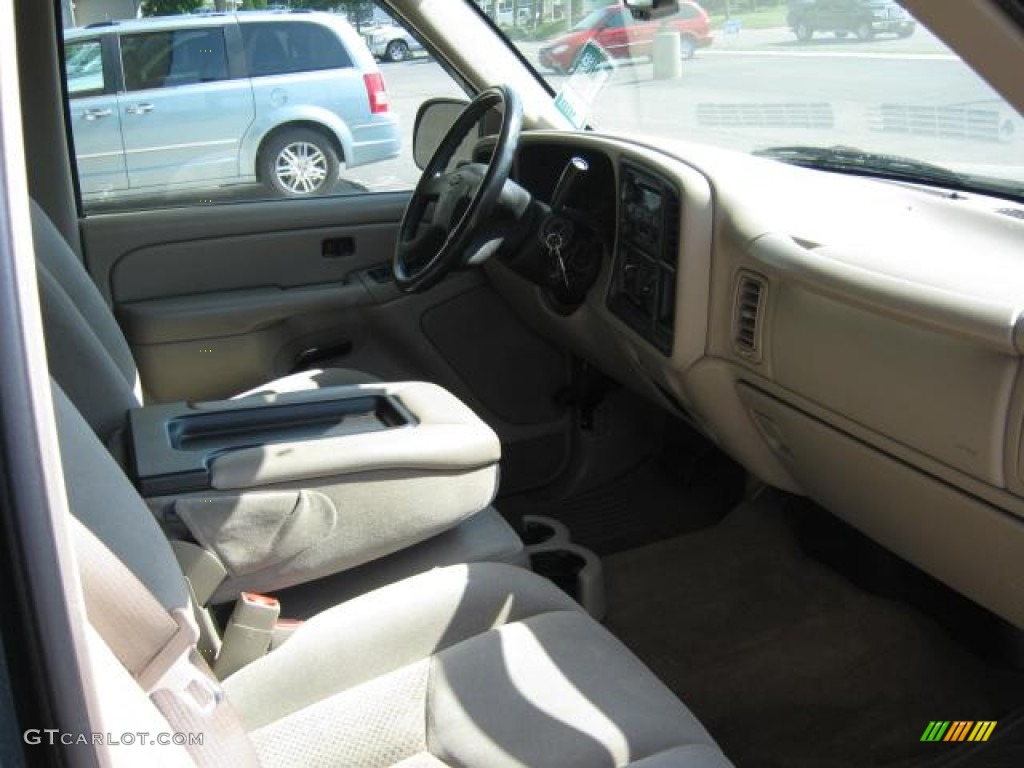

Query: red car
539 1 713 73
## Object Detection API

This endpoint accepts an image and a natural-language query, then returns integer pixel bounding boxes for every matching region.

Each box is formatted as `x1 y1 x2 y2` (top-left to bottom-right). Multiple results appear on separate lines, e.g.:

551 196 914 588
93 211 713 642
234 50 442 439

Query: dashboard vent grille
733 273 766 360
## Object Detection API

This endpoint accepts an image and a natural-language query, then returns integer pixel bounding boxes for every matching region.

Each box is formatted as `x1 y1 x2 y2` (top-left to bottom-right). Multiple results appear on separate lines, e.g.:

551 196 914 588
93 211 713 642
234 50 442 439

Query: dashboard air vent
733 273 766 360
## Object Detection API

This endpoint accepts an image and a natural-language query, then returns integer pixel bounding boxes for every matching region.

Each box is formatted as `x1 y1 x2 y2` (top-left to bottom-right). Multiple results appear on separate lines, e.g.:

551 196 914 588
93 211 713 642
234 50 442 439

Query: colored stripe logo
920 721 997 742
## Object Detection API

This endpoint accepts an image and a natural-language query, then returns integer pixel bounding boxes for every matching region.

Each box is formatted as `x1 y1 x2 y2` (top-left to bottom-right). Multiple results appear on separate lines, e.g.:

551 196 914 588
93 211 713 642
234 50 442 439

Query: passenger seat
31 200 525 602
57 380 733 767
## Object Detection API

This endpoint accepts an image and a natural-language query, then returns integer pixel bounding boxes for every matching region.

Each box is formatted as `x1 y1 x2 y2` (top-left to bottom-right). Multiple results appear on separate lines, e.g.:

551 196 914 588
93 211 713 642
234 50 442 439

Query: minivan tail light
363 73 390 114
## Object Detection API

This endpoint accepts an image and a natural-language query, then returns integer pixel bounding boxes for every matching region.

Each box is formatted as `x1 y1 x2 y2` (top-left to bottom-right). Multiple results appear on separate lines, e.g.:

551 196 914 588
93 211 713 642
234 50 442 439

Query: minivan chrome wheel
276 142 328 193
261 128 340 197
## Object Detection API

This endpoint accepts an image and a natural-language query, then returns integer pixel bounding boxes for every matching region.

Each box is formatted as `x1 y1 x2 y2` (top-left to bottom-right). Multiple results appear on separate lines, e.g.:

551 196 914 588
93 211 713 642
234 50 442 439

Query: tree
272 2 375 31
141 0 203 15
336 1 378 31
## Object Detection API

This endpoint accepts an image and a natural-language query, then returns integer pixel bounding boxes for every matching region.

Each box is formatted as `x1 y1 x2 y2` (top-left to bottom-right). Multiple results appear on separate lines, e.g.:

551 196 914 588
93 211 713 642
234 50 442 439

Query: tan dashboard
491 129 1024 629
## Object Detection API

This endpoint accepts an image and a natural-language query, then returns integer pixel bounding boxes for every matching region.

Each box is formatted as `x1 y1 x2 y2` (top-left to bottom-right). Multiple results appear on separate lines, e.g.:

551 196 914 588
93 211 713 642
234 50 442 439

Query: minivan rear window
121 28 229 91
241 22 353 77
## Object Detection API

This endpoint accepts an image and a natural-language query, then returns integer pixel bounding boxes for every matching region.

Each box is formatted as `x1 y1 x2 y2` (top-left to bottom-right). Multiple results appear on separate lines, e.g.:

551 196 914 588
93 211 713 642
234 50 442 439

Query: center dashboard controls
607 160 681 355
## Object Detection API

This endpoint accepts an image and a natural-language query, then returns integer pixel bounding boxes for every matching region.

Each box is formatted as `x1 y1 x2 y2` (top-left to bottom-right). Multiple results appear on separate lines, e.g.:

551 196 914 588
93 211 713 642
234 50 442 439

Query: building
62 0 140 28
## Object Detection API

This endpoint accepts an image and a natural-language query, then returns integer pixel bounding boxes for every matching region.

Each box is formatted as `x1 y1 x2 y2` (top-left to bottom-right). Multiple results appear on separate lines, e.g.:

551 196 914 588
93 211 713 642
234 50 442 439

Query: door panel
817 0 843 28
626 17 657 57
109 219 401 302
85 194 407 400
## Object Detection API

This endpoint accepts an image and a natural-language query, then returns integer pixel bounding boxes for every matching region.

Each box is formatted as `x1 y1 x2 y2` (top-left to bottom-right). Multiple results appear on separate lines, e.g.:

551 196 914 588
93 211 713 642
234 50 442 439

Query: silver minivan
64 12 400 201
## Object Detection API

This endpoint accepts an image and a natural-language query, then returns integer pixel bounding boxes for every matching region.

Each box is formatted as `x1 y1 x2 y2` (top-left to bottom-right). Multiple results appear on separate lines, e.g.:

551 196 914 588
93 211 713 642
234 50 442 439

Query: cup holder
528 542 606 621
521 514 571 548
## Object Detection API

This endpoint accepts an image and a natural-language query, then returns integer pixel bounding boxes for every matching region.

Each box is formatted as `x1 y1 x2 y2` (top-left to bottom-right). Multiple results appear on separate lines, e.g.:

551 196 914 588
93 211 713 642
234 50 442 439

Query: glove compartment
770 283 1017 487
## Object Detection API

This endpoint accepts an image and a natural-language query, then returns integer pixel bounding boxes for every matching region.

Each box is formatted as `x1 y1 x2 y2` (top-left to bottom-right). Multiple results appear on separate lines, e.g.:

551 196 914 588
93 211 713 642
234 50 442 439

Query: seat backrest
55 381 185 612
54 381 258 765
32 201 142 446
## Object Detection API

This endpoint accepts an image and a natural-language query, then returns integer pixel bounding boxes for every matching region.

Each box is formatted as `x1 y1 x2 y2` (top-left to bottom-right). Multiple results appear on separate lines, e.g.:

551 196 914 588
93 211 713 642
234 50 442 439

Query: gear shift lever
550 156 589 213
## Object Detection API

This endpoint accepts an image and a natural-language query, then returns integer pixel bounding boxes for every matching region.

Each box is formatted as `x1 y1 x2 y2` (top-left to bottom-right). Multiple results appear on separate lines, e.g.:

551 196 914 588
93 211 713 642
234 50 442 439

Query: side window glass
63 3 466 214
121 28 228 91
242 22 352 77
65 40 105 97
607 11 627 29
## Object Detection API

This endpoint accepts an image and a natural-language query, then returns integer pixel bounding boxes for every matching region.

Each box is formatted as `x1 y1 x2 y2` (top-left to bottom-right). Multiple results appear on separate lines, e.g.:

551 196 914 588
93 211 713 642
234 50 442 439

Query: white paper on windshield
553 40 615 130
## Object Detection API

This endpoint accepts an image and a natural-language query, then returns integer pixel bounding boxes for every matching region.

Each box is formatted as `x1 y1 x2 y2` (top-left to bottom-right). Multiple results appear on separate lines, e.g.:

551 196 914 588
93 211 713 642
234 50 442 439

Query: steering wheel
393 85 523 293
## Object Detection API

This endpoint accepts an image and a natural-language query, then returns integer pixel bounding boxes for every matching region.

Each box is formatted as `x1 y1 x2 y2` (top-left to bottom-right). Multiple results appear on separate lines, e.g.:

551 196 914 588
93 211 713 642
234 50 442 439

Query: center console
131 393 417 496
607 161 681 355
130 381 507 602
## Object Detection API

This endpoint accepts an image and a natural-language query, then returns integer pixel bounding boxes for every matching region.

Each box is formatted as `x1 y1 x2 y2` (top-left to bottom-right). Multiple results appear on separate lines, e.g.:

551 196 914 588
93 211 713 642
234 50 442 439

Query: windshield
500 0 1023 200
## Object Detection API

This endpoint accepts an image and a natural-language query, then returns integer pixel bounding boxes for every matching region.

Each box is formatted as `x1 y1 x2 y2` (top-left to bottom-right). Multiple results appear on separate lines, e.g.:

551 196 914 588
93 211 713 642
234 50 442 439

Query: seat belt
169 540 283 679
71 518 260 766
170 540 228 665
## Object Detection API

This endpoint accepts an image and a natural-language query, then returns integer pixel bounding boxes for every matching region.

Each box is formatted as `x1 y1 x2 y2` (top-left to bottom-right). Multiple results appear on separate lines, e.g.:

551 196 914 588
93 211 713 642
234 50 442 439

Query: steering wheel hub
392 85 524 293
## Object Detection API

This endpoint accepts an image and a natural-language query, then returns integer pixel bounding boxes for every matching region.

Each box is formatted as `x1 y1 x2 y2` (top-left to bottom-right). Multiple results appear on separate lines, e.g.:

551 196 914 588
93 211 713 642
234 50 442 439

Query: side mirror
624 0 680 20
413 98 503 170
413 99 468 169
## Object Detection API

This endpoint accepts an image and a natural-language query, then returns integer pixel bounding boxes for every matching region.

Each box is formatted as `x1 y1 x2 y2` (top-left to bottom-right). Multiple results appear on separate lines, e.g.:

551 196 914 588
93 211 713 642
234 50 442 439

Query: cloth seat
226 563 732 768
55 381 733 767
32 200 524 602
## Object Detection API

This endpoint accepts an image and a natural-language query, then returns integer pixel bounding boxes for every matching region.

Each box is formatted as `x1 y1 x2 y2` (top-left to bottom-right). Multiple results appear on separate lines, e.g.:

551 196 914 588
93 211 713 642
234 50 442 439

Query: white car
363 23 425 62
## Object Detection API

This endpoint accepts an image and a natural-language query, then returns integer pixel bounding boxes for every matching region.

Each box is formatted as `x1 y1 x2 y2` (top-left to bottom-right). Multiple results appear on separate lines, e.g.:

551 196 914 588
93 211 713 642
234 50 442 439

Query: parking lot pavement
710 23 951 54
504 27 1019 172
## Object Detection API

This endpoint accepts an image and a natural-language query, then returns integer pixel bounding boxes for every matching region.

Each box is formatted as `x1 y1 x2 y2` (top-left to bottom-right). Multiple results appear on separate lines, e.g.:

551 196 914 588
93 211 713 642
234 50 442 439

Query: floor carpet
602 491 1024 768
500 429 745 555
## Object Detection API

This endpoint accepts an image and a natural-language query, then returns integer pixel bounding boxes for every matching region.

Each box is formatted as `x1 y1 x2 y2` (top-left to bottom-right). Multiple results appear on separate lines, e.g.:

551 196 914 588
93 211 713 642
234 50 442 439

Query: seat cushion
429 611 726 767
270 506 528 618
224 563 732 768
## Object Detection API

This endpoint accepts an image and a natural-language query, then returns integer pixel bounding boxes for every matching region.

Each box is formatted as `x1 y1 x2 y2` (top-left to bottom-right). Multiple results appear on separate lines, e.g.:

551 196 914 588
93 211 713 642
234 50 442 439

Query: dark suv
787 0 916 41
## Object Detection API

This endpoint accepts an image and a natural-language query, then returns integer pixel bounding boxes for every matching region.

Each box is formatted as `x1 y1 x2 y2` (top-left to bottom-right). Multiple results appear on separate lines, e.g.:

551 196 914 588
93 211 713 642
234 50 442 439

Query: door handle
83 108 112 121
126 103 155 115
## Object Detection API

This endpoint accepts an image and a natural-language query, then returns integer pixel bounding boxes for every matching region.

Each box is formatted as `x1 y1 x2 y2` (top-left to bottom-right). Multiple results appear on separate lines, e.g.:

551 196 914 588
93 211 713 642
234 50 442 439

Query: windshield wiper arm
754 145 968 188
